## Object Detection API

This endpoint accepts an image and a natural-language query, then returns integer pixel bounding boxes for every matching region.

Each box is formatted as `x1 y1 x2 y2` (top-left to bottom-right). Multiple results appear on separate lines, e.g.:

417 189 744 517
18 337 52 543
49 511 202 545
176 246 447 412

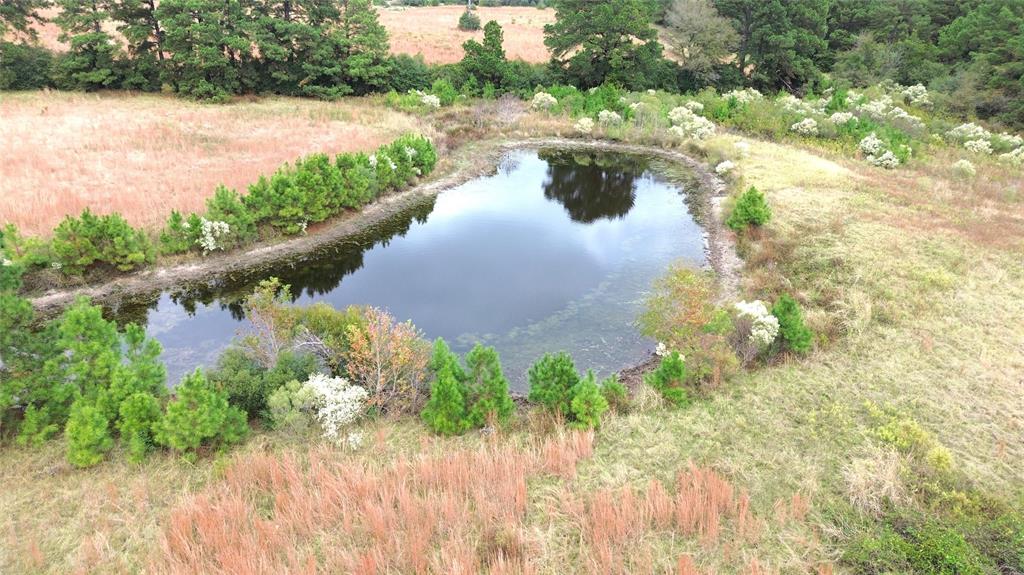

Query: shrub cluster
421 339 516 435
52 209 155 275
0 294 246 467
526 352 612 429
163 134 438 250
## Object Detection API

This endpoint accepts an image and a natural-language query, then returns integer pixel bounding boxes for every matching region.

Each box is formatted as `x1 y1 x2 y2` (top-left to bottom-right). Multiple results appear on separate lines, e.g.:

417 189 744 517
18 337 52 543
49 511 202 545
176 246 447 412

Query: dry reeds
152 431 594 574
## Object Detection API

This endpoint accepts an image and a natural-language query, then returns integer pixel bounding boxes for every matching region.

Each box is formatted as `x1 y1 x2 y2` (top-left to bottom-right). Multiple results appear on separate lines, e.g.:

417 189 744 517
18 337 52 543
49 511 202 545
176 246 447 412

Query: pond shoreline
27 139 741 360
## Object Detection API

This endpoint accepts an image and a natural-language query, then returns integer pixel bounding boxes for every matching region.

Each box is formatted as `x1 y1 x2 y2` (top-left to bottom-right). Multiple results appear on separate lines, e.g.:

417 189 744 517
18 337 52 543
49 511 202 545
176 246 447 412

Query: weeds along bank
2 84 1024 573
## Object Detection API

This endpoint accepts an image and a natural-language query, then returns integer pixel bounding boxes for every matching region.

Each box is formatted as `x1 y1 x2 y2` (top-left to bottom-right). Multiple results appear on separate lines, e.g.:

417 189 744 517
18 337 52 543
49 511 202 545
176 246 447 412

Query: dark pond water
113 148 707 390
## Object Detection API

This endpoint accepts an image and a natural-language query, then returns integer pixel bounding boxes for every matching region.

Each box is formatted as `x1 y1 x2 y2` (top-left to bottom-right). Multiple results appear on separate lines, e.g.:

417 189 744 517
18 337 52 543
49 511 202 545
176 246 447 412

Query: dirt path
29 139 740 318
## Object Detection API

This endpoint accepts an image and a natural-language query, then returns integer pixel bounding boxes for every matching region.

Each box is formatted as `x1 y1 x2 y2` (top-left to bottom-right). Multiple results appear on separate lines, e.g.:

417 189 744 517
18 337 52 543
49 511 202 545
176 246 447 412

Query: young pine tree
54 0 123 91
155 369 248 461
644 351 690 407
464 344 515 427
65 399 114 468
569 371 609 429
421 364 469 436
772 295 813 354
527 352 580 416
726 186 772 231
117 392 162 463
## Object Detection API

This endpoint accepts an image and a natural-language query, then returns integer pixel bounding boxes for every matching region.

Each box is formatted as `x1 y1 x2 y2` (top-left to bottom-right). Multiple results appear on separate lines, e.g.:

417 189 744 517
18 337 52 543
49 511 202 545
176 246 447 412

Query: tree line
1 0 1021 126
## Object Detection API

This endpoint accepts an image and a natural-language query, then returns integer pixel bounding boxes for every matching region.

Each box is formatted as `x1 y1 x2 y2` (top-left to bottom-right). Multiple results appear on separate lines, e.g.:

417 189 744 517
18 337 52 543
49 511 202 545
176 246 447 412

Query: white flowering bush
998 146 1024 165
829 112 855 125
197 217 230 254
684 100 704 113
964 139 993 155
734 300 779 350
790 117 819 136
947 122 991 142
715 160 735 175
304 373 369 443
597 109 622 125
531 91 557 111
856 95 893 118
734 141 750 156
859 133 885 156
419 93 440 109
867 150 901 169
574 117 595 135
900 84 931 106
951 159 976 179
723 88 763 104
346 430 365 450
668 106 716 140
992 132 1023 150
655 342 668 357
886 107 924 130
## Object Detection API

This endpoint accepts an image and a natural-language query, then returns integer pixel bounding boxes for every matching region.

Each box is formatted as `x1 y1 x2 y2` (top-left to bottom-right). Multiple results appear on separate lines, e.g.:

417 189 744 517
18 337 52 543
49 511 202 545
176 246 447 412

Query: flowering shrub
668 106 715 140
715 160 735 175
992 132 1023 150
900 84 931 106
597 109 622 125
829 112 855 125
303 373 368 443
856 95 893 119
947 123 991 142
963 139 993 155
574 117 595 135
198 217 231 253
867 150 901 169
886 106 924 130
859 133 885 156
420 93 440 109
951 159 976 179
531 91 557 111
790 117 819 136
999 147 1024 165
684 100 704 113
734 141 750 156
723 88 763 104
733 300 778 350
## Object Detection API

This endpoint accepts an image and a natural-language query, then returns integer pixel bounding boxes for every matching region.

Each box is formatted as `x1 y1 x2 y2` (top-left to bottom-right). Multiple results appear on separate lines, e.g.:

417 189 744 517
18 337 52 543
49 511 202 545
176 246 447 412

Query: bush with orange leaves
345 306 431 414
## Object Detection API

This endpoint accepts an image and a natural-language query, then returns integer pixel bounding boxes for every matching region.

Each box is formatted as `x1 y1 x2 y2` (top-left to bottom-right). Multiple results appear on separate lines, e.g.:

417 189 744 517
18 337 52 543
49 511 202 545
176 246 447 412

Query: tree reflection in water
539 149 649 223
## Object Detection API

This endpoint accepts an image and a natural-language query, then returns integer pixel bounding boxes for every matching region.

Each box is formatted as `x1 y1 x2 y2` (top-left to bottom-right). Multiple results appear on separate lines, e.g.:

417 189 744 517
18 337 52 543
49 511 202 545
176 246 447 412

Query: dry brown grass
151 430 593 574
379 6 553 64
0 91 429 235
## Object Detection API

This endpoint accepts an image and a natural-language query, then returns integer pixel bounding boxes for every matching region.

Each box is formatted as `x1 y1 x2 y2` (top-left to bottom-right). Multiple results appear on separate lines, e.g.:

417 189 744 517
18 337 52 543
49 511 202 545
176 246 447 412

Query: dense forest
2 0 1021 126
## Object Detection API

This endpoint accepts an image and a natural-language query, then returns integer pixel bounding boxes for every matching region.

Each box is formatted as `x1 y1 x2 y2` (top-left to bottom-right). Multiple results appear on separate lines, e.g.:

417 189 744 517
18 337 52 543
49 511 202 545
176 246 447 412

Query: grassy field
379 6 553 64
3 95 1021 573
0 92 430 235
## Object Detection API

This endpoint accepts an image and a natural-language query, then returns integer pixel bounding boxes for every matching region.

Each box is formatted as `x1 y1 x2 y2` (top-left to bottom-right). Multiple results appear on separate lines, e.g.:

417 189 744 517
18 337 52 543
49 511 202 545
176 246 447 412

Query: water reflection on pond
113 148 707 390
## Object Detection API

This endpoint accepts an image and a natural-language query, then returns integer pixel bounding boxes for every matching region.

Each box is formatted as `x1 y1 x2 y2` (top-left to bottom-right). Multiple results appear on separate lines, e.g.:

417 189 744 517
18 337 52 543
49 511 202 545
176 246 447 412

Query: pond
114 148 707 391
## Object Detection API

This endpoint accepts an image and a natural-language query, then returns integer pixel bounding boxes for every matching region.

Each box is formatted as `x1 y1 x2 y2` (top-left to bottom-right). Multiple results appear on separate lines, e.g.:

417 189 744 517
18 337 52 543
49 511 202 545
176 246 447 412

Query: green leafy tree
644 351 689 406
0 0 50 38
544 0 670 89
65 399 114 468
107 0 167 90
117 392 162 462
464 344 515 427
714 0 829 91
53 0 123 91
461 20 507 87
155 369 248 461
663 0 739 81
421 363 470 435
569 371 609 429
725 186 772 231
771 295 813 354
157 0 248 100
527 352 580 416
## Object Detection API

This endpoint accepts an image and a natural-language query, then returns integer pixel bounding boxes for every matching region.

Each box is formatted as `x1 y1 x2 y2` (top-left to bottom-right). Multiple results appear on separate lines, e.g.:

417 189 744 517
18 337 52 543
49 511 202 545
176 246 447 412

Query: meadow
0 92 430 235
2 84 1023 573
